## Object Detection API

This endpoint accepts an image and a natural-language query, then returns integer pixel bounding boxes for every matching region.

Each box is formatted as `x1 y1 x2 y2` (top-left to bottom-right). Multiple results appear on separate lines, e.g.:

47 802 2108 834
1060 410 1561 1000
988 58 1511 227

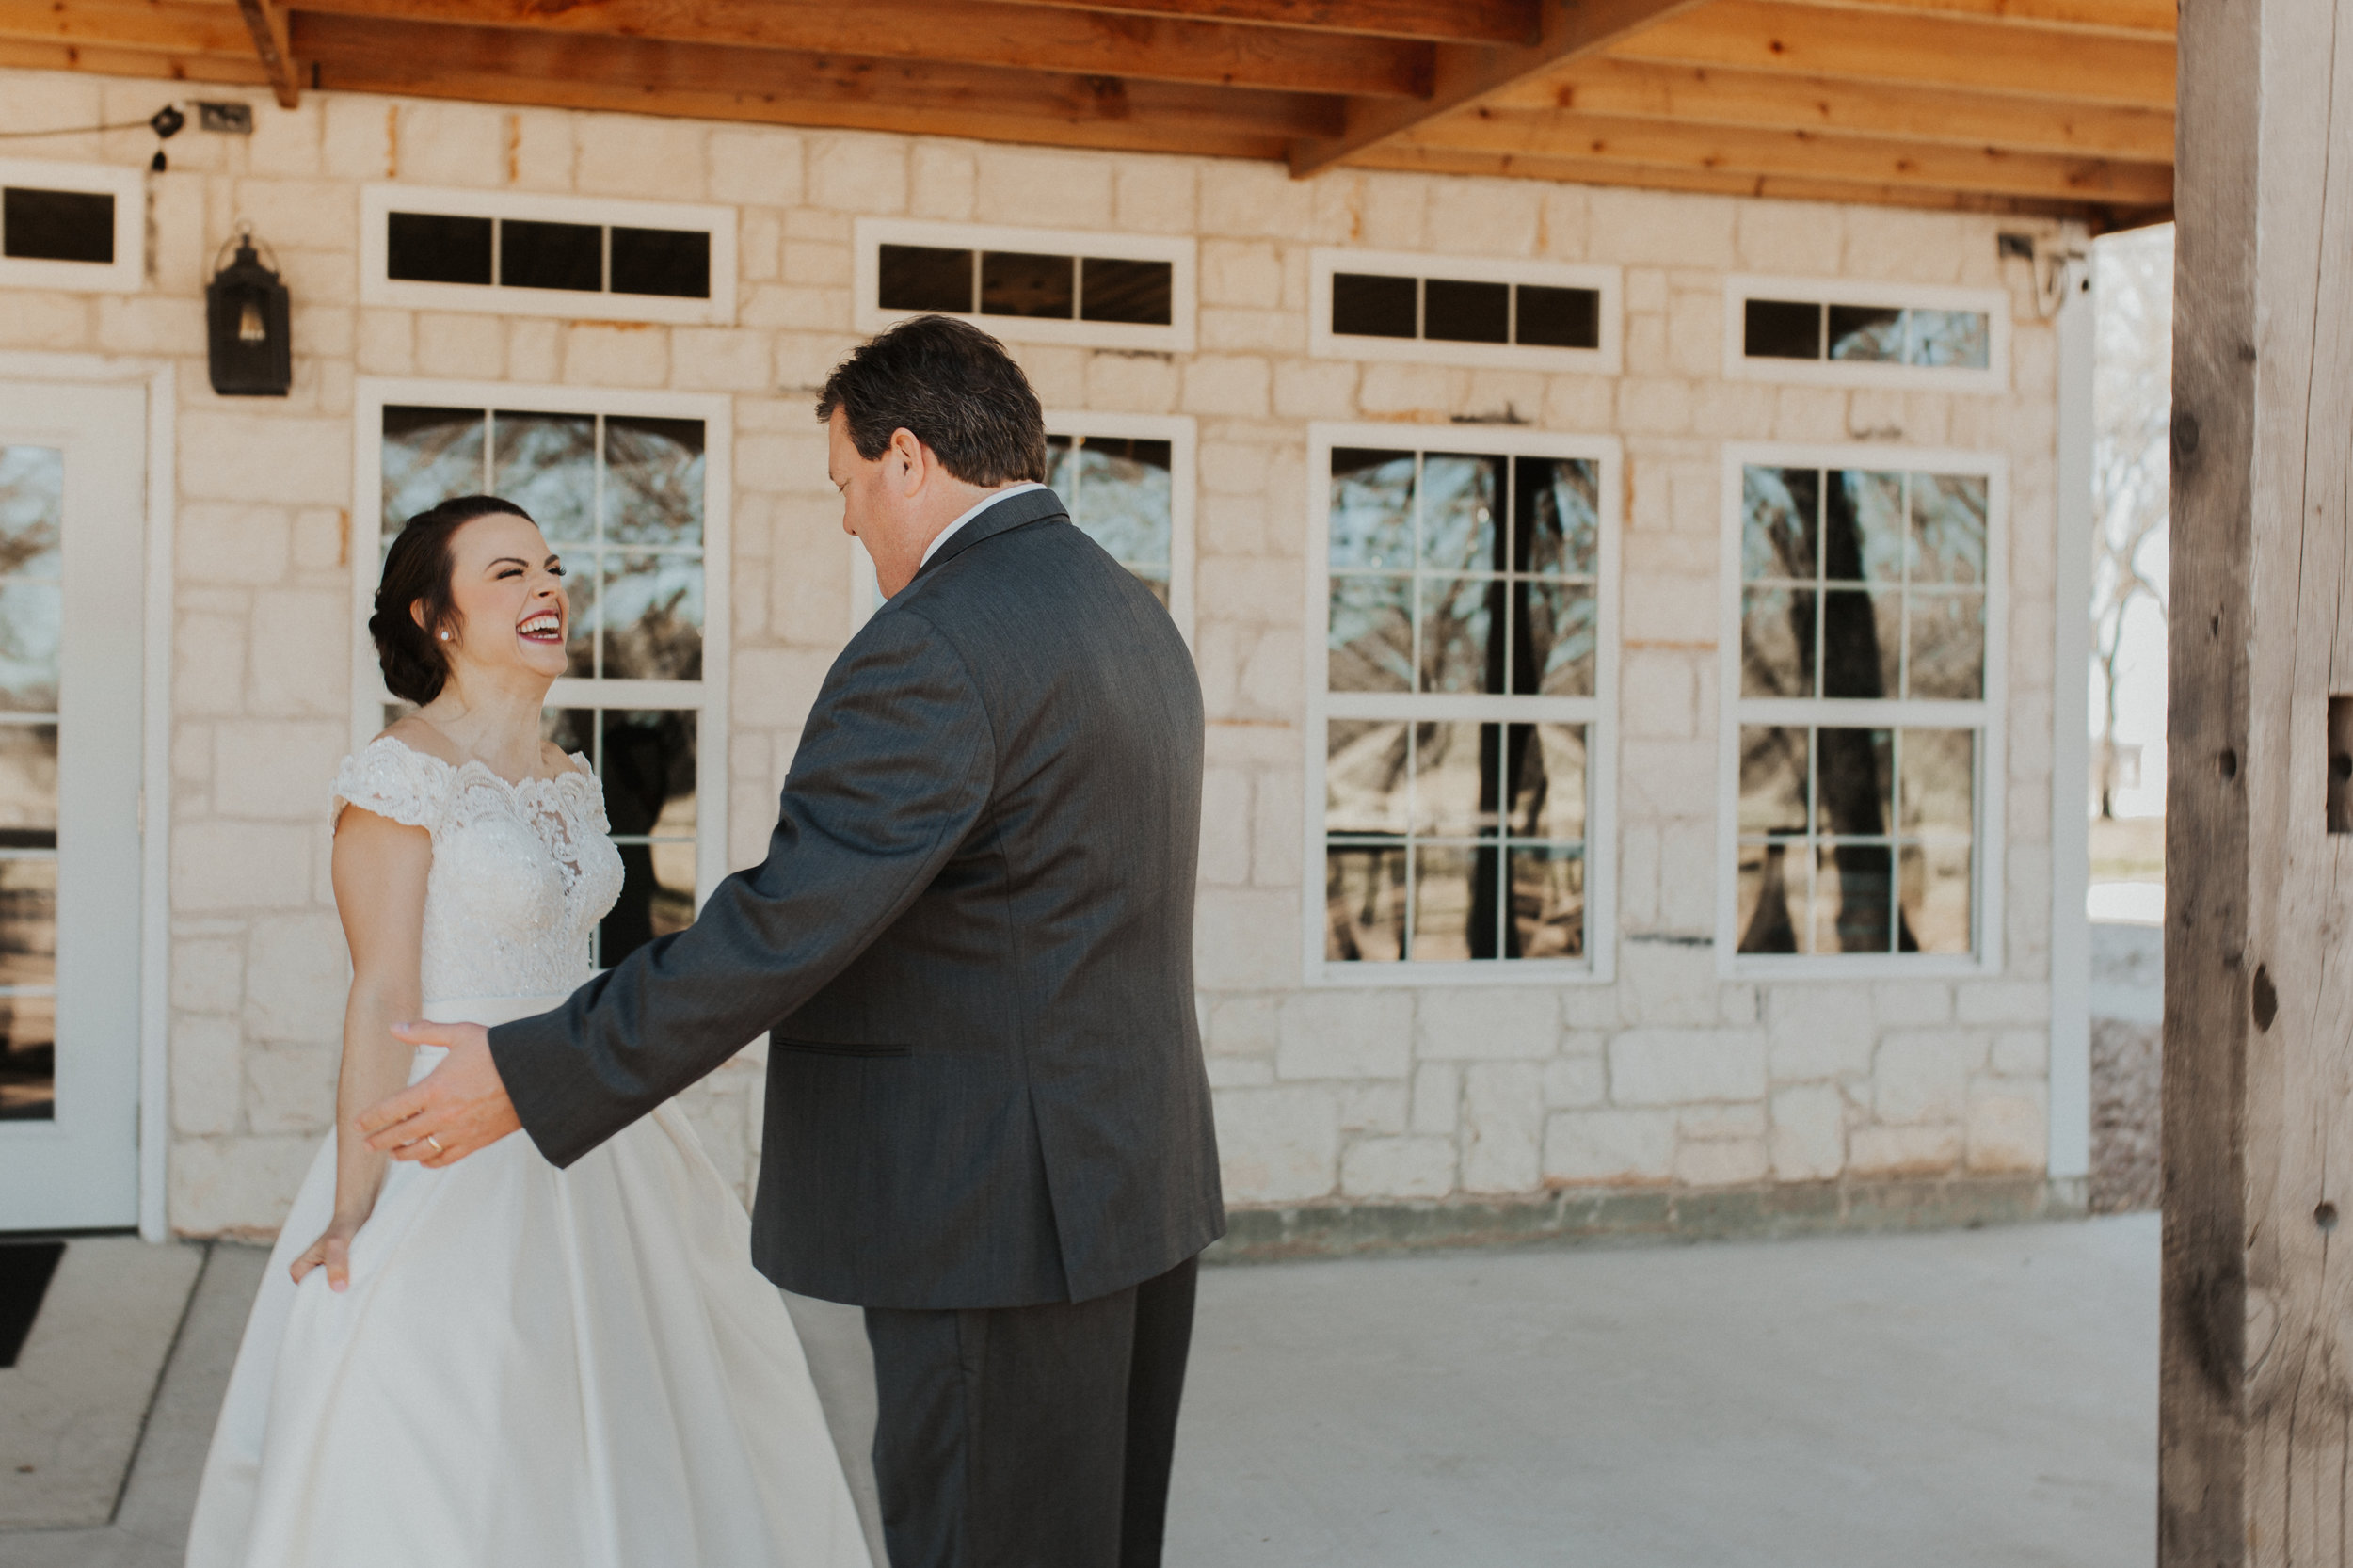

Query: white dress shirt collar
919 482 1051 571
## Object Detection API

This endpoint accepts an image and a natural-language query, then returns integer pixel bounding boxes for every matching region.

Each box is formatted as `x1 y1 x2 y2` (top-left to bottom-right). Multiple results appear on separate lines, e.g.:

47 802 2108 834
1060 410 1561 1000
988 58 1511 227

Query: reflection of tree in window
1046 435 1172 603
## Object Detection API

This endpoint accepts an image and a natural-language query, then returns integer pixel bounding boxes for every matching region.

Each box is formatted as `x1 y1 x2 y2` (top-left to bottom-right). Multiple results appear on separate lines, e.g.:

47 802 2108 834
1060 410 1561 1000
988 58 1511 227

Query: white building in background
0 72 2094 1249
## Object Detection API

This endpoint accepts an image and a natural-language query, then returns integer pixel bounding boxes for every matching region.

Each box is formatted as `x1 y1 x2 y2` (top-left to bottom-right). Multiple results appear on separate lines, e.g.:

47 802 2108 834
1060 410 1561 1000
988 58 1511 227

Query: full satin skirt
184 996 871 1568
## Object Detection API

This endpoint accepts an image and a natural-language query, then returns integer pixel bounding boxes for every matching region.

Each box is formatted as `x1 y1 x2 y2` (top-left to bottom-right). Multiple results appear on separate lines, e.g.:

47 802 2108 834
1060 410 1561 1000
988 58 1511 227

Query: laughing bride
184 495 870 1568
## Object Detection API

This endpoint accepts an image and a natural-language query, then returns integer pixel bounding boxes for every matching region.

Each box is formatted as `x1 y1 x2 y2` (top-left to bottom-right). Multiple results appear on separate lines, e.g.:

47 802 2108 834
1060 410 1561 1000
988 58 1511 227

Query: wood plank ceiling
0 0 2173 226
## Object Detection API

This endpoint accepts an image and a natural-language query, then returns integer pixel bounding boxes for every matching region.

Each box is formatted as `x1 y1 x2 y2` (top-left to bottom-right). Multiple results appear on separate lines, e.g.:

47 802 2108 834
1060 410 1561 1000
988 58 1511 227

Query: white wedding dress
185 736 871 1568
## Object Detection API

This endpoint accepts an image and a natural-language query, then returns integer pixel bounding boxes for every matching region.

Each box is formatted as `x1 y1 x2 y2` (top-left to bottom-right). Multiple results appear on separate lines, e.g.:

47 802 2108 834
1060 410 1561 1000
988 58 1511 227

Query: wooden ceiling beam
1603 0 2175 108
1793 0 2172 38
1478 56 2174 161
236 0 298 107
1398 104 2172 201
0 0 268 58
292 0 1433 100
290 12 1340 159
1289 0 1710 174
984 0 1537 44
0 34 269 86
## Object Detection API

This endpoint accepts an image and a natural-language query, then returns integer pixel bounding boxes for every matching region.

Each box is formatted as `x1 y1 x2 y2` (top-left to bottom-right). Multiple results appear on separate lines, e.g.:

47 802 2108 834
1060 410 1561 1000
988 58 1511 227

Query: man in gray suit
362 315 1224 1568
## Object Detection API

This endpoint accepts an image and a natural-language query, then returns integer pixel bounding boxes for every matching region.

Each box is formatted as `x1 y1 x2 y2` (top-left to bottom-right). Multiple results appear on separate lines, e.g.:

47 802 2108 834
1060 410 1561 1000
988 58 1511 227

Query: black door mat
0 1240 65 1367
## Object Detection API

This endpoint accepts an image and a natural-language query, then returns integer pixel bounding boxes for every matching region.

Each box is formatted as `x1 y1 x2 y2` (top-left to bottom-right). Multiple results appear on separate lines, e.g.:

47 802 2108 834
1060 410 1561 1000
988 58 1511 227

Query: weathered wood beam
0 0 265 58
1396 105 2172 200
292 0 1433 100
0 34 269 86
236 0 296 107
1480 57 2175 160
291 12 1340 158
1793 0 2173 37
2158 0 2353 1554
987 0 1538 43
1289 0 1710 174
1604 0 2176 108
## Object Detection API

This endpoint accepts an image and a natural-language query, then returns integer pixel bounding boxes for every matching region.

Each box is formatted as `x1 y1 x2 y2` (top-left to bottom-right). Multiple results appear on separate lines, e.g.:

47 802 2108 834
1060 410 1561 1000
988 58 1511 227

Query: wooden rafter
0 0 264 58
236 0 297 108
1793 0 2171 36
987 0 1539 42
294 0 1437 100
0 34 269 88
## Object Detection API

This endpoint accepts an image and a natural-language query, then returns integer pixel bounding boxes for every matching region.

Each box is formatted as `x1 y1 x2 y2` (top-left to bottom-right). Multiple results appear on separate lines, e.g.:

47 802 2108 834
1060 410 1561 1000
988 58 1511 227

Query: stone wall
0 69 2069 1236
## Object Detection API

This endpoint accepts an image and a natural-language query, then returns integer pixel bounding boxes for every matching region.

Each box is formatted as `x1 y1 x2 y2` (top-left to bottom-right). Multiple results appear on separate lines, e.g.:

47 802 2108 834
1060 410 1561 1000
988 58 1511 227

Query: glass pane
1507 723 1585 842
0 581 60 712
500 218 601 293
1411 844 1497 962
1909 473 1988 584
491 412 595 544
1826 470 1904 582
1819 588 1897 700
1740 585 1812 699
3 187 112 264
1735 841 1806 954
1079 258 1173 326
0 726 58 848
1738 725 1809 838
1325 720 1410 838
1329 449 1415 570
1898 840 1973 952
1332 272 1417 339
1743 465 1818 582
878 245 973 313
1508 846 1584 958
1828 304 1903 361
385 212 490 286
539 706 593 760
1423 278 1508 344
1054 438 1172 570
596 710 698 967
563 568 596 679
1328 576 1413 693
1513 579 1595 697
1513 456 1597 578
1415 721 1495 839
1907 592 1985 700
1515 285 1599 350
1817 728 1893 838
609 226 710 299
1419 575 1501 695
381 406 485 538
1743 298 1821 360
1325 846 1405 962
0 445 63 579
1899 728 1975 835
600 554 703 681
1421 454 1503 573
1818 843 1895 953
1907 310 1990 369
0 983 54 1120
605 417 706 549
0 856 55 990
979 251 1073 319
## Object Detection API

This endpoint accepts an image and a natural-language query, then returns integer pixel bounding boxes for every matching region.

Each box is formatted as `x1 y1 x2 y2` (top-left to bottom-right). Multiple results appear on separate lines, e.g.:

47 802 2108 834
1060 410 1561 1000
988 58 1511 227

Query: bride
185 495 871 1568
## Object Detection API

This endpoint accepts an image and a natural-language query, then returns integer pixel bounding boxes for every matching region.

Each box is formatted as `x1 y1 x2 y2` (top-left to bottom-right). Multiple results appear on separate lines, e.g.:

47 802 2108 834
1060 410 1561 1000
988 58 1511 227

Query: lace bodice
330 736 625 1004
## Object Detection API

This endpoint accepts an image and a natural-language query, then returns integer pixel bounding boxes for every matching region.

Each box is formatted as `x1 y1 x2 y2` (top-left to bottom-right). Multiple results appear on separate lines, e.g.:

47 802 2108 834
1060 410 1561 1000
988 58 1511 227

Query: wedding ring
425 1135 444 1156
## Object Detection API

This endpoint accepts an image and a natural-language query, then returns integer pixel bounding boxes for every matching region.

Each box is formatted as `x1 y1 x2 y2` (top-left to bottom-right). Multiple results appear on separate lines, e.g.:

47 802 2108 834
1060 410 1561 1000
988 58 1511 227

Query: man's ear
889 427 927 495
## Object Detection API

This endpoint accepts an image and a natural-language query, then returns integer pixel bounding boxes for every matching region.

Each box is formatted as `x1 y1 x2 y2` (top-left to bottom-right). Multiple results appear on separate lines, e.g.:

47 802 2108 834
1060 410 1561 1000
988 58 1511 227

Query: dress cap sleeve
329 736 450 831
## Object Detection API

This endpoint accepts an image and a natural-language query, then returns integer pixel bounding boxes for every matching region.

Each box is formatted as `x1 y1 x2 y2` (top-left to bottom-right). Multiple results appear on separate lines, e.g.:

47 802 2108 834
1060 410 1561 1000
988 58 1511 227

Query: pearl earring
439 631 450 641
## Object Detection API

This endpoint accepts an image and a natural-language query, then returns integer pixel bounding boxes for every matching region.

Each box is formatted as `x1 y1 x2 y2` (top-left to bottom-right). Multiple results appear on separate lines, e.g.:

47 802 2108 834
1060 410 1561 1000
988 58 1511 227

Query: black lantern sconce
206 226 292 397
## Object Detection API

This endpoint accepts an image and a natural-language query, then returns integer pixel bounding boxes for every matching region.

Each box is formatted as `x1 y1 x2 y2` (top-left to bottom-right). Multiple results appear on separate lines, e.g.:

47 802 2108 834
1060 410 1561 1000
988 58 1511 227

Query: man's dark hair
815 315 1048 486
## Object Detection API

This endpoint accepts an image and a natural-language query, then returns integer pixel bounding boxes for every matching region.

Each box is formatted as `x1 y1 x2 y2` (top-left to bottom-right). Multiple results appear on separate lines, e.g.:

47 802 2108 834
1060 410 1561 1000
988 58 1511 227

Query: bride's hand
289 1216 365 1292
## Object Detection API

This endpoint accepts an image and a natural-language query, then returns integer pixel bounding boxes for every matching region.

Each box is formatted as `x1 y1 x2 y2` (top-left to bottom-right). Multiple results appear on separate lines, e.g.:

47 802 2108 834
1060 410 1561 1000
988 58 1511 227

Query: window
360 186 737 326
1724 276 2008 391
0 160 142 293
856 220 1195 352
0 444 58 1118
1309 250 1620 374
1305 424 1619 984
355 381 731 968
1720 446 2004 973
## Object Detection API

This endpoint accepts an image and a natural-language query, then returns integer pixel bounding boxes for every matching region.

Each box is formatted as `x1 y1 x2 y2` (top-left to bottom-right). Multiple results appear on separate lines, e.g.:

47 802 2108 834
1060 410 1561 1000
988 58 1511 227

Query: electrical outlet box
197 103 253 135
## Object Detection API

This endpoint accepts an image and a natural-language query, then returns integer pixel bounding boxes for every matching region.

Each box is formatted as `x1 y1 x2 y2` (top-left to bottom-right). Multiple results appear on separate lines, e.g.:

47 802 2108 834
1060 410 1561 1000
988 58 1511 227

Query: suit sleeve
487 605 993 1167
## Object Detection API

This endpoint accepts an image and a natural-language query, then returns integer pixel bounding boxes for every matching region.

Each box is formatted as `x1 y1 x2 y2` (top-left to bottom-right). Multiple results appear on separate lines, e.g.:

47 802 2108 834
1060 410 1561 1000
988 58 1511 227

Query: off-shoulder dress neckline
366 731 593 796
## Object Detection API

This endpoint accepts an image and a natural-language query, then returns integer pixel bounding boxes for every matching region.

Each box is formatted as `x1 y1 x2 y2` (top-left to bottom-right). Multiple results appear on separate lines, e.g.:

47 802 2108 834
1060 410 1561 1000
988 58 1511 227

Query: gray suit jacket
488 488 1225 1310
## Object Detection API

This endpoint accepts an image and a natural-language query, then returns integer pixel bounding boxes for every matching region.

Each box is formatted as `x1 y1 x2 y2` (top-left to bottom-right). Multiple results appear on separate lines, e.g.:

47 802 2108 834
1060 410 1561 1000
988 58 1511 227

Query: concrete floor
0 1214 2157 1567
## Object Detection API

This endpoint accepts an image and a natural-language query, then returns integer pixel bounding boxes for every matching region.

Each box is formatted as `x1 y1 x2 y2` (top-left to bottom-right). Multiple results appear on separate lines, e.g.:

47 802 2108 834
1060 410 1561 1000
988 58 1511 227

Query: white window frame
350 378 733 912
1303 421 1621 987
1715 441 2008 981
358 184 738 327
0 159 144 294
1722 275 2010 393
854 218 1196 354
1308 248 1622 376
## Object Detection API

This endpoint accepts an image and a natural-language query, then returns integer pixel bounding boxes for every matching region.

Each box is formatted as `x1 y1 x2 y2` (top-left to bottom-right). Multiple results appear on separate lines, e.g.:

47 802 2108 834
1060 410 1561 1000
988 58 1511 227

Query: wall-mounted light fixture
205 226 291 397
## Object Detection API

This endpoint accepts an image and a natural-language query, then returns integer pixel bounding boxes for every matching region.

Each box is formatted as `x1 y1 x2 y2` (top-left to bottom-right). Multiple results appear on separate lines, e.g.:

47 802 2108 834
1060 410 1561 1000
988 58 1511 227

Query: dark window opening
2 187 114 264
1515 285 1599 349
878 245 975 312
1080 257 1173 325
1424 278 1509 344
1332 272 1418 339
501 219 602 293
387 211 493 286
981 251 1075 319
1745 298 1823 360
611 226 710 298
1828 304 1904 362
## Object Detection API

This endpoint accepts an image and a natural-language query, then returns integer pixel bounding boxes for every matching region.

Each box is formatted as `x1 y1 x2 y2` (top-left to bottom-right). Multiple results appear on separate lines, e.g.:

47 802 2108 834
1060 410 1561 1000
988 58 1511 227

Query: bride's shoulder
330 726 455 832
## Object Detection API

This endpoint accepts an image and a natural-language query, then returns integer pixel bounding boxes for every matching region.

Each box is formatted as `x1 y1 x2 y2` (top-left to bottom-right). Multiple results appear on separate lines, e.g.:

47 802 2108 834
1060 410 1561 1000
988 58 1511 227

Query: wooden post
2163 0 2353 1556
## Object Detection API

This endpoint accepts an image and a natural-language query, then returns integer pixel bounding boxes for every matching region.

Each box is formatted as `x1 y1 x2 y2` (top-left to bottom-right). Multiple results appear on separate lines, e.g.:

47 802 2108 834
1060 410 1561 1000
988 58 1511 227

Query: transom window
1724 276 2007 390
1310 249 1620 373
1722 449 2000 968
0 160 142 293
1309 425 1618 982
856 220 1194 352
357 382 731 968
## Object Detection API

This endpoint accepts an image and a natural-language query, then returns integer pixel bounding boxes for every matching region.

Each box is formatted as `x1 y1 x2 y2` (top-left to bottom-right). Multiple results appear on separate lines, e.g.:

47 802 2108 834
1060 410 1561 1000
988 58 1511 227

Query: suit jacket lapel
915 487 1069 582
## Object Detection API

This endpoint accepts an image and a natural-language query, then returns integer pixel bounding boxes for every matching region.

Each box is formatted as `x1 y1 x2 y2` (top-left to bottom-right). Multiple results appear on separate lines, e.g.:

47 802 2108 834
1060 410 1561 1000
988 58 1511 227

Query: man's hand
357 1021 520 1168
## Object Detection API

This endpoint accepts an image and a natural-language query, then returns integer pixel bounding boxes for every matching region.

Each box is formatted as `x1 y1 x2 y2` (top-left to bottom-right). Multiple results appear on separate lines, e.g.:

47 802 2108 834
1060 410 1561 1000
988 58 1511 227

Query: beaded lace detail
330 736 625 1005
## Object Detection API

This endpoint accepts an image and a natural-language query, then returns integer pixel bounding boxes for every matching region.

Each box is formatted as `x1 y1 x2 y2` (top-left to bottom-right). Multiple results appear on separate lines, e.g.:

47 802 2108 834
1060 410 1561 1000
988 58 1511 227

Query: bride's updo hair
371 495 536 706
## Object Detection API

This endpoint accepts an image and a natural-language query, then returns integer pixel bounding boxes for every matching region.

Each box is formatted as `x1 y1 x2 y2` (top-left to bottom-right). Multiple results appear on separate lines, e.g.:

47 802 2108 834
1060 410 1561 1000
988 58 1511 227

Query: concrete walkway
0 1215 2156 1567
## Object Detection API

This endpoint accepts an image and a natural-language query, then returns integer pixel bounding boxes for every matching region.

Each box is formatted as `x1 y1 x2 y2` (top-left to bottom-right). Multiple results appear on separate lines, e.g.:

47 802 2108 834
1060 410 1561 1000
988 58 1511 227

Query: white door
0 382 146 1230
